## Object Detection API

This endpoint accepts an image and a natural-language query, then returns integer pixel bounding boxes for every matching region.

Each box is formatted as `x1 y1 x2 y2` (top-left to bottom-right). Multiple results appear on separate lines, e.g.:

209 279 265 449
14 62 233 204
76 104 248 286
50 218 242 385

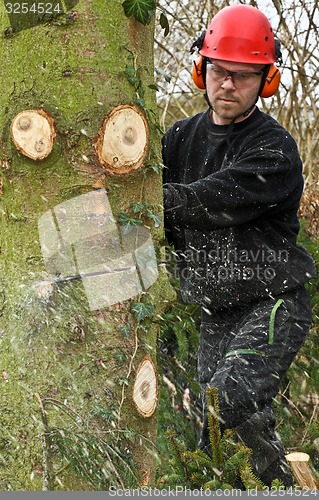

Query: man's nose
221 76 236 90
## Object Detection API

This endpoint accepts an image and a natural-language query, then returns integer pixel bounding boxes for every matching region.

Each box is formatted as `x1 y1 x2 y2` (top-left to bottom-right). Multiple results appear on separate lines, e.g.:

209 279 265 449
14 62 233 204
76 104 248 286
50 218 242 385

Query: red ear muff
192 55 206 89
260 64 281 98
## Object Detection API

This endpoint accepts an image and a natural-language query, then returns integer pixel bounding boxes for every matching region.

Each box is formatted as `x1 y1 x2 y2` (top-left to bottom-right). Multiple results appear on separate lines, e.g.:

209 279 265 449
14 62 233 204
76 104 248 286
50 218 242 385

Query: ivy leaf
122 0 155 26
130 301 154 321
117 212 143 234
128 76 139 86
155 67 171 83
126 65 139 86
117 212 142 225
91 405 114 423
134 97 145 107
160 12 169 37
149 163 164 174
131 202 145 214
126 65 136 77
117 376 129 387
146 209 162 228
114 352 127 364
120 323 131 338
148 84 159 92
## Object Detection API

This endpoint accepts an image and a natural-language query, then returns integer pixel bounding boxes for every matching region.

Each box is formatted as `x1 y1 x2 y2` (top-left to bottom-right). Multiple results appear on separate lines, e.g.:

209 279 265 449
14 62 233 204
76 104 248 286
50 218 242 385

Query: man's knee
209 361 263 428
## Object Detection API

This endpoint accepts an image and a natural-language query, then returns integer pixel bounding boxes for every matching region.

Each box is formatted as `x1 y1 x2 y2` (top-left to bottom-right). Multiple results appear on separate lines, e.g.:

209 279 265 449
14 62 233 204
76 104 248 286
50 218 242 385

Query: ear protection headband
190 32 282 98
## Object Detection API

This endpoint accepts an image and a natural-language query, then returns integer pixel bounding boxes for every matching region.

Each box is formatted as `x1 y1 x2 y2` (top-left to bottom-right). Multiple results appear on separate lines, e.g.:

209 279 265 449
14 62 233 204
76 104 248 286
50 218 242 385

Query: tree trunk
0 0 172 490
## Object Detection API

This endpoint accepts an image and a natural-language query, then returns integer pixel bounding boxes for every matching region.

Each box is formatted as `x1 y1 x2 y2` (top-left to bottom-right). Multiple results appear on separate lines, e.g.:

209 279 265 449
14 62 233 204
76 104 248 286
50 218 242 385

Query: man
162 4 316 488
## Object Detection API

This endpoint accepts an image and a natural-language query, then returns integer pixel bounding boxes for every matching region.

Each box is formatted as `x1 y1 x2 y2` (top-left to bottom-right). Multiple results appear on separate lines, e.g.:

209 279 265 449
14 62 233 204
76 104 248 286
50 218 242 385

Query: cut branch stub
286 452 319 489
94 104 149 175
133 354 157 418
10 109 56 160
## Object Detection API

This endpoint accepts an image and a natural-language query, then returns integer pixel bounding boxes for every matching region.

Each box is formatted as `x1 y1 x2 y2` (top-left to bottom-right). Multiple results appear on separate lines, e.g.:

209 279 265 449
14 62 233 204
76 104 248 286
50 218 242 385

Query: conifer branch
240 456 265 491
166 430 191 481
206 387 223 469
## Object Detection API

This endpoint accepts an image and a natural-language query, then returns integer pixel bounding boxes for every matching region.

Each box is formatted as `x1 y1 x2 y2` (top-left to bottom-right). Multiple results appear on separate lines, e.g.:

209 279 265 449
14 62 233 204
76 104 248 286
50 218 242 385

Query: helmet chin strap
204 92 214 111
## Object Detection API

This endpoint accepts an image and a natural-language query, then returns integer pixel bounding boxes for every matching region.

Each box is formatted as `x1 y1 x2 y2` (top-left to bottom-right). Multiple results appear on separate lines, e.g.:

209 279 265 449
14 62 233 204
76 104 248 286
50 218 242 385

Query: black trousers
198 286 312 486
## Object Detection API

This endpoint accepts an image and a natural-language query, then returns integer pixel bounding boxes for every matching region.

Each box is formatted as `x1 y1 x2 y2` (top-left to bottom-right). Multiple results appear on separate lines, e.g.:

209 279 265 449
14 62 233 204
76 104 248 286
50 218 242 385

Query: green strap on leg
268 298 284 345
226 348 265 358
226 298 285 358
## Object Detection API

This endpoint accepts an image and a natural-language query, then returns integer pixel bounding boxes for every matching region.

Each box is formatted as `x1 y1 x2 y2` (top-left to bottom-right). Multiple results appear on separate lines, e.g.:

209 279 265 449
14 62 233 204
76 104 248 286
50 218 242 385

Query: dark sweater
163 107 316 310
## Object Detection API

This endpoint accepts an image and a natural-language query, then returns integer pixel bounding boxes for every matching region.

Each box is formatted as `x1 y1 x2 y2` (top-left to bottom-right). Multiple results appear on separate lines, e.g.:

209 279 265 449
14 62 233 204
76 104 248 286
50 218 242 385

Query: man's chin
213 109 240 124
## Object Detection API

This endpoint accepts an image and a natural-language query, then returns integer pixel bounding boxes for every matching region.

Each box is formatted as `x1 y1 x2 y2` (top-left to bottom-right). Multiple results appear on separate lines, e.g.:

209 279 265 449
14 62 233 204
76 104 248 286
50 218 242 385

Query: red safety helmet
201 4 276 64
191 4 281 97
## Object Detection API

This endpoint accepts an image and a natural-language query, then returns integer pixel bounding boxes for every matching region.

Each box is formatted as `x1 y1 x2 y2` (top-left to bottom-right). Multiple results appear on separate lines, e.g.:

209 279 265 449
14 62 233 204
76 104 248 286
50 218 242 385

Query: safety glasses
206 61 263 88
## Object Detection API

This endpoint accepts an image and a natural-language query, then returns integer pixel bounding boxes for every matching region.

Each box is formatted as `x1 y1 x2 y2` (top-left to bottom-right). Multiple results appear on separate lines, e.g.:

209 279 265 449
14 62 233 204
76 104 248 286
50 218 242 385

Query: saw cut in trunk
94 104 149 175
10 109 56 160
133 354 158 418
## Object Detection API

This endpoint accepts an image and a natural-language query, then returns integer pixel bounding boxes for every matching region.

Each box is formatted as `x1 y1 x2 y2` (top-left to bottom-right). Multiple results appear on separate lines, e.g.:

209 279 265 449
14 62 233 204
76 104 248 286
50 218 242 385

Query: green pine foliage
207 387 223 469
159 430 192 488
224 448 251 486
158 387 298 491
158 387 268 491
202 479 222 490
240 456 266 491
271 479 286 490
158 303 199 363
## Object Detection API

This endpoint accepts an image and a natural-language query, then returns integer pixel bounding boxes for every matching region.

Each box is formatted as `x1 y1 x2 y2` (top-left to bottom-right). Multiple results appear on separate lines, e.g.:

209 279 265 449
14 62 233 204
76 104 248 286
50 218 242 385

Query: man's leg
200 287 312 486
236 406 294 487
197 306 244 451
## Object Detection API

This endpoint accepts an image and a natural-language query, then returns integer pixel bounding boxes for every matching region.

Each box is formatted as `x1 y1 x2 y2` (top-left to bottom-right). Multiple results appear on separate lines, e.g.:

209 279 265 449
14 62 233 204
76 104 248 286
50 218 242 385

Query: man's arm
163 150 301 231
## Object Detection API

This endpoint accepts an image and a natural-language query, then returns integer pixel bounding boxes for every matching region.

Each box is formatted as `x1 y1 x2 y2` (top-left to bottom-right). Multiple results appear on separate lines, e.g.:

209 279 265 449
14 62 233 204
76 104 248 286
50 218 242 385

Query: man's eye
237 73 253 80
212 67 224 75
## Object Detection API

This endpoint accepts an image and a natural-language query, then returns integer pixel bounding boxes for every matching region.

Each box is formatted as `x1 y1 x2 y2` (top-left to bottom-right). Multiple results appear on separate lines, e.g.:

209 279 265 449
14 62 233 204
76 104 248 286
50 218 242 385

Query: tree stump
286 452 319 489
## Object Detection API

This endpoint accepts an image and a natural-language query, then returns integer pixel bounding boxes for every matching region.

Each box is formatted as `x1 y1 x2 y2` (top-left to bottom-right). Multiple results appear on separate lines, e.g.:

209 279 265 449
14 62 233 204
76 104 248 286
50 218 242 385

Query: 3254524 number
5 2 63 14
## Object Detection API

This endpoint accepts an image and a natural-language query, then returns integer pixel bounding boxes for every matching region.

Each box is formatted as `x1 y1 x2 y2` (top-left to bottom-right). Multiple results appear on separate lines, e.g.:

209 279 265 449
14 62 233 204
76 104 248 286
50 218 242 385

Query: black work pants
198 286 312 486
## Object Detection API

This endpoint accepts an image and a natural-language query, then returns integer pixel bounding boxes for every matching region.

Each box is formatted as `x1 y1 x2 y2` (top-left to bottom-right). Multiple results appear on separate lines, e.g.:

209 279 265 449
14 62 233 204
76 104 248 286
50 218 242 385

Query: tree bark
0 0 172 490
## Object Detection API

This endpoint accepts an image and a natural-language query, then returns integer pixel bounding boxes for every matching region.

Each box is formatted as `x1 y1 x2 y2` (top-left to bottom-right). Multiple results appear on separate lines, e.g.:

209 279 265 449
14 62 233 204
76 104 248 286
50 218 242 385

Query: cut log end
10 109 56 160
286 452 319 490
94 104 149 175
133 354 157 418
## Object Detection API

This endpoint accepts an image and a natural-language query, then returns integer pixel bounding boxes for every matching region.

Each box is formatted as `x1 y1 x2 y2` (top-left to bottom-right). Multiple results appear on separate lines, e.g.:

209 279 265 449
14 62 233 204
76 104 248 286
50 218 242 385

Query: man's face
205 59 264 125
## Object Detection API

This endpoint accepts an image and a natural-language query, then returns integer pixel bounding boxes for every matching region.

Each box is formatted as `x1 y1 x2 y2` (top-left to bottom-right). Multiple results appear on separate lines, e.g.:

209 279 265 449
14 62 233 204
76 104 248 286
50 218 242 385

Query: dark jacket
163 107 316 310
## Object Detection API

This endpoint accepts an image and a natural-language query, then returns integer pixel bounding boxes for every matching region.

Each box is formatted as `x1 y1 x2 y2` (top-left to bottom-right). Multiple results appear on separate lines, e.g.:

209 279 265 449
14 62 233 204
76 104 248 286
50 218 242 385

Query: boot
236 406 294 488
